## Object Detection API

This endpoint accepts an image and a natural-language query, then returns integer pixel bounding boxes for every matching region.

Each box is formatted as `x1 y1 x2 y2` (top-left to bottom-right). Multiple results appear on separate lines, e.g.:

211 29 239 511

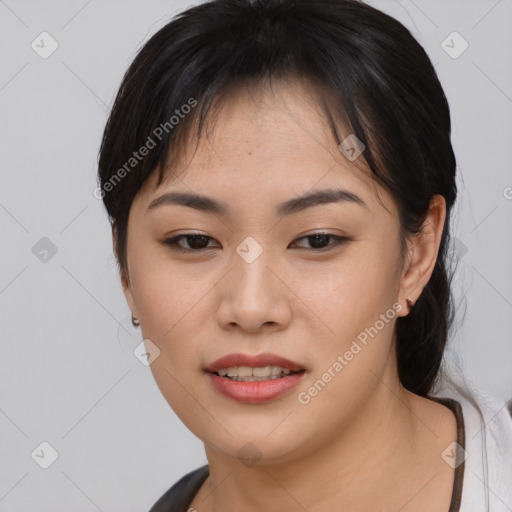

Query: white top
432 357 512 511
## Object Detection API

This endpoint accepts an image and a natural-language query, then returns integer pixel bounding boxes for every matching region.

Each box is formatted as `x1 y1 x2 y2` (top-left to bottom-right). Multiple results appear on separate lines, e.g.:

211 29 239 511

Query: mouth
205 352 306 377
205 353 307 403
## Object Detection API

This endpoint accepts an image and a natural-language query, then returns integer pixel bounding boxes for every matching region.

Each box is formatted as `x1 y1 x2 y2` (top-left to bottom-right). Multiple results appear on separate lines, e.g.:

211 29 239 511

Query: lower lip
207 372 306 403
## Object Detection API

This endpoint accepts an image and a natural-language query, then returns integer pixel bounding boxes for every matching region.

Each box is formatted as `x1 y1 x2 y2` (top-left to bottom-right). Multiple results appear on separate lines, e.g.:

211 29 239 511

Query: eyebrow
147 188 368 216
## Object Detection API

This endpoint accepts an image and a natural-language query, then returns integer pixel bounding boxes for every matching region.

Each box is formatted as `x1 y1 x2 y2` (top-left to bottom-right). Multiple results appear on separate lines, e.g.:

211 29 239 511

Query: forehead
178 79 352 171
137 79 396 218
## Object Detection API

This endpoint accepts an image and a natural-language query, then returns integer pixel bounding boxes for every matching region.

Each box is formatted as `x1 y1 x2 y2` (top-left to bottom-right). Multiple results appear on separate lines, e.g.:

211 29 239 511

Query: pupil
309 234 329 249
188 235 208 249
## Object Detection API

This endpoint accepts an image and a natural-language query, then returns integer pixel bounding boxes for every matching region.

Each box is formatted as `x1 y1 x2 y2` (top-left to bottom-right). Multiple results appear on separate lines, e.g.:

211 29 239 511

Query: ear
111 221 137 318
396 194 446 317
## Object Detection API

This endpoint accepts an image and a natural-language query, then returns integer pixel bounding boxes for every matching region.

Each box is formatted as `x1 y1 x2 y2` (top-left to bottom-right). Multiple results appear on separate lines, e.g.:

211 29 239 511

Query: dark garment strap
148 464 209 512
427 396 465 512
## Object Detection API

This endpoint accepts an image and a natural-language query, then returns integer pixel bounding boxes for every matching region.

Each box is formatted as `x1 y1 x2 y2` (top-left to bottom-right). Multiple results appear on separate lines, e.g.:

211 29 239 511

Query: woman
97 0 512 510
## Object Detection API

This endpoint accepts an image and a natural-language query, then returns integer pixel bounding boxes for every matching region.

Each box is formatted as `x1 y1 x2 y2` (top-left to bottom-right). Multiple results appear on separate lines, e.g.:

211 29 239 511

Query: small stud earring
131 314 140 327
406 298 415 310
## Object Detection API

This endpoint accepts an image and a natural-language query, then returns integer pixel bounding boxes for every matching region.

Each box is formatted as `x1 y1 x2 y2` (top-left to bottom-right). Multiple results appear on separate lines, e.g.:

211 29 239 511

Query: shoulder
148 465 209 512
460 392 512 510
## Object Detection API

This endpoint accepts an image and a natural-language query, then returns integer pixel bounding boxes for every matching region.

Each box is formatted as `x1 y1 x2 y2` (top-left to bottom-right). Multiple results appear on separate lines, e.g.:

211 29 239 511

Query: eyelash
162 232 350 254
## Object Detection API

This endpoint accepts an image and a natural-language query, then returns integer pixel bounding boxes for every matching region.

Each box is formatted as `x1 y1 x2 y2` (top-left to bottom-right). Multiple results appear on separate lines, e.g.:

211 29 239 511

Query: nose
216 249 293 334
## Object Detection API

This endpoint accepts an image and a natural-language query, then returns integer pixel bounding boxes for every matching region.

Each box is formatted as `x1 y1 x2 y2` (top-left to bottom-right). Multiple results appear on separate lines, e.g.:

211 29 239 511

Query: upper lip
205 353 305 373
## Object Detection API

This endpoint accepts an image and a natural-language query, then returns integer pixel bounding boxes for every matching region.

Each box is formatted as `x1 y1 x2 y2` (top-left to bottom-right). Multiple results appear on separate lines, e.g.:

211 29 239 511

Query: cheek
293 240 400 339
147 354 213 442
289 245 401 409
128 244 214 339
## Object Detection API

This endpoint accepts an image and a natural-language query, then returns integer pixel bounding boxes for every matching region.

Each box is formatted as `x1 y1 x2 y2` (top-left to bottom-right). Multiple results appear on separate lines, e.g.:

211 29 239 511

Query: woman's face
121 80 416 464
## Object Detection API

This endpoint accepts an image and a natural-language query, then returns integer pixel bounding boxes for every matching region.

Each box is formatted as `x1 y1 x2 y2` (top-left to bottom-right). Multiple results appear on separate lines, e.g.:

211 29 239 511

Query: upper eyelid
167 230 340 242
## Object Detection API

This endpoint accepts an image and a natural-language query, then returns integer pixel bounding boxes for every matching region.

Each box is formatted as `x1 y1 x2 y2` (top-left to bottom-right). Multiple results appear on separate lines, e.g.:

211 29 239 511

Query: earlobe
122 276 139 326
397 194 446 316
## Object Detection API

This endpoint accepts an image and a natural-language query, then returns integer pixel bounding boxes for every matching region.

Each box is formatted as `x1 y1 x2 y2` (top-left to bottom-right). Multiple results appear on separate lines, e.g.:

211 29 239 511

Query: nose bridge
233 237 276 303
219 236 291 331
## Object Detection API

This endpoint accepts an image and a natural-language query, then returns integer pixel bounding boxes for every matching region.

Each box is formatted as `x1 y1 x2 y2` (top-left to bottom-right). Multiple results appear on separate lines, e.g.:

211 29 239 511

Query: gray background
0 0 511 510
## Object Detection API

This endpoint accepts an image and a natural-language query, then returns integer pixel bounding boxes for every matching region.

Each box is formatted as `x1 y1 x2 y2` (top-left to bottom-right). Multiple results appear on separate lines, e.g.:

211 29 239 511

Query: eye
162 233 220 253
289 232 350 251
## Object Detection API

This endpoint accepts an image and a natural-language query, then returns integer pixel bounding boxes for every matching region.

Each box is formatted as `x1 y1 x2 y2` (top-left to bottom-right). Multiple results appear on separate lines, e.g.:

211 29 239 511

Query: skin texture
117 79 457 511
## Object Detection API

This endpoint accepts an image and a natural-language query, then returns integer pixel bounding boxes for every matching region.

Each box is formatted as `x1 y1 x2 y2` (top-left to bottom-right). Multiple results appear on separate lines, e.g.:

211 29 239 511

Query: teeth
227 366 251 377
217 366 295 380
253 366 272 377
272 366 284 376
